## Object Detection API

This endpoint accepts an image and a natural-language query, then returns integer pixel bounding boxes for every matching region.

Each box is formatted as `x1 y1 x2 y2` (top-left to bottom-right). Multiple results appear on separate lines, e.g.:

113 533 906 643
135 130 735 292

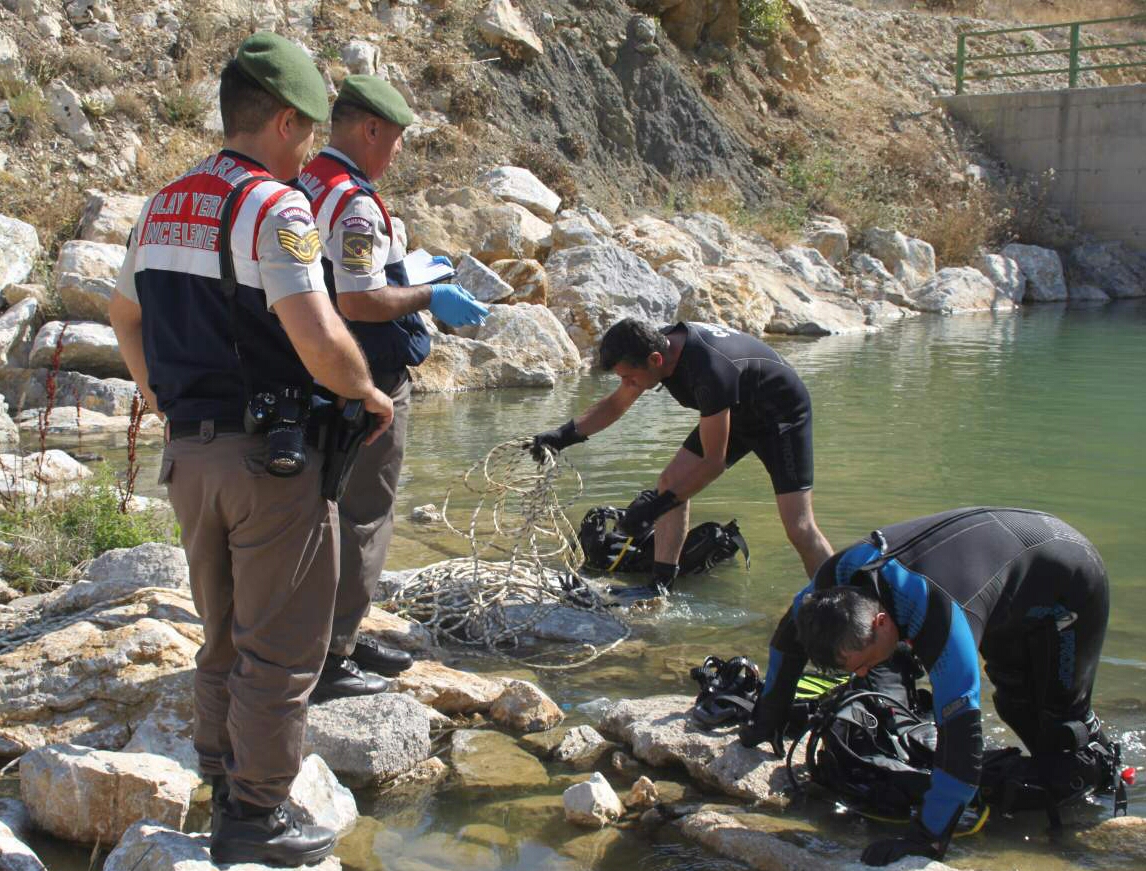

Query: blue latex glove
430 284 489 327
430 255 454 269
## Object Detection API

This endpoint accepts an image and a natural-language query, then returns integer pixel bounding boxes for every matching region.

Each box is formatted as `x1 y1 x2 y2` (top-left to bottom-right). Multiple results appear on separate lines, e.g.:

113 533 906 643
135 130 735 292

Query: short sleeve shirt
324 192 402 295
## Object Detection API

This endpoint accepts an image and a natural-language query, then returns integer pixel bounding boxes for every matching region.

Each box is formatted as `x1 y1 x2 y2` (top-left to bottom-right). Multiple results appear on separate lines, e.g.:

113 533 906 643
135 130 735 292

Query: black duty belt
168 419 247 440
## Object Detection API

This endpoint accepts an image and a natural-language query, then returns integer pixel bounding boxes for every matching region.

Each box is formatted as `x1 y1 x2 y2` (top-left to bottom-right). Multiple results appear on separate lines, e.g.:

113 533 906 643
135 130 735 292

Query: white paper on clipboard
400 249 455 286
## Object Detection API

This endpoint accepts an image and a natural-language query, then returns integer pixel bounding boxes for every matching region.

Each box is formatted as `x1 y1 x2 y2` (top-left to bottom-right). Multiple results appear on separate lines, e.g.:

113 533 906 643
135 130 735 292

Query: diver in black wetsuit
741 507 1113 866
530 318 833 598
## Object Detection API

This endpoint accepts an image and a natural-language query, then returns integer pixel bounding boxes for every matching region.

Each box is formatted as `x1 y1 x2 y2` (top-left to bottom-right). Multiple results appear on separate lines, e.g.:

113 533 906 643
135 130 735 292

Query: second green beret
339 74 414 128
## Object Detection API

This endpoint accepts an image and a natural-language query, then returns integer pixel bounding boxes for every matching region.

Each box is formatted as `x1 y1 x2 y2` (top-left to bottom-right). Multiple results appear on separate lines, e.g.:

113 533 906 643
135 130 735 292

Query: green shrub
0 465 178 593
740 0 789 44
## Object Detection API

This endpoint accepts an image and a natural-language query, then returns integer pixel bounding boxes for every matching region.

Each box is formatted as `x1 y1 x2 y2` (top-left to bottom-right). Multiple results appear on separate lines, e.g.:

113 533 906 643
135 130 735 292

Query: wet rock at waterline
1002 243 1068 302
102 821 343 871
553 725 613 770
0 368 139 417
15 406 162 437
678 807 968 871
910 267 1015 315
489 679 565 733
19 744 197 844
388 661 509 715
449 729 550 790
287 754 359 837
563 771 624 827
599 695 794 806
304 693 435 788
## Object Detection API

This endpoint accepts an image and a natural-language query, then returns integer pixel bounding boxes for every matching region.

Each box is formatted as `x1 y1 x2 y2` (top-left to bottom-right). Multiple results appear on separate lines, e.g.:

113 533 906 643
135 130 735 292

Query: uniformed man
109 34 394 866
297 75 488 701
531 317 833 599
741 507 1114 866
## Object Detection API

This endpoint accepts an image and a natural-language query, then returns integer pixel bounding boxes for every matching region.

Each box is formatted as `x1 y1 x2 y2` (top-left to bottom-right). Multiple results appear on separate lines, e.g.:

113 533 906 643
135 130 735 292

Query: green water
30 303 1146 870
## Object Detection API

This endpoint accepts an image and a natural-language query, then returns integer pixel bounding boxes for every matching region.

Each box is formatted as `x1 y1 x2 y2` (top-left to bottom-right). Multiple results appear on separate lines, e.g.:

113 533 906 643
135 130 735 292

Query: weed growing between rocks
0 465 177 594
740 0 790 45
512 143 578 205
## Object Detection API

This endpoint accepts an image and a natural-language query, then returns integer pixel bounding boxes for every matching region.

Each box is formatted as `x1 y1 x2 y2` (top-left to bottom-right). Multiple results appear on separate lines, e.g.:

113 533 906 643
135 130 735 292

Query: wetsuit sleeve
919 604 983 839
255 189 327 308
325 194 391 294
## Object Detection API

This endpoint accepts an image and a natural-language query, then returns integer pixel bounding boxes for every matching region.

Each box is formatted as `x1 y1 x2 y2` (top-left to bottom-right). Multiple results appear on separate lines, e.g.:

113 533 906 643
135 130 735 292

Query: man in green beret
111 33 394 866
297 75 488 701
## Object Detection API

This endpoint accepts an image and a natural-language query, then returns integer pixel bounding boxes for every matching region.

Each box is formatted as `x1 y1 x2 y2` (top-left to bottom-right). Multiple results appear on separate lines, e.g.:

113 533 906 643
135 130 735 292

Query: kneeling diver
741 507 1117 866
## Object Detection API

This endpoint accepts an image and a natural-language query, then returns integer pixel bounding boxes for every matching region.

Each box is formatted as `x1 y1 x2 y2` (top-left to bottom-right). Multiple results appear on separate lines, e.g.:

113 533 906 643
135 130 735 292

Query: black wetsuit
758 507 1109 840
659 322 814 494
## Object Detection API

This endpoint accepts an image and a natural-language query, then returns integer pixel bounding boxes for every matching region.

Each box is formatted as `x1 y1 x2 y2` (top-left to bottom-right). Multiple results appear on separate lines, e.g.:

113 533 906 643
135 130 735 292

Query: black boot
310 653 388 704
209 774 229 837
211 798 336 867
348 636 413 676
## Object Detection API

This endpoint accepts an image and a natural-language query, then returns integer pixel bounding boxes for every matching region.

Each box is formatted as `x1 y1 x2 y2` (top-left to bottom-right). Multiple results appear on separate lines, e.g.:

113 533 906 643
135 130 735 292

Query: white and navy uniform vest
115 150 327 423
296 147 429 378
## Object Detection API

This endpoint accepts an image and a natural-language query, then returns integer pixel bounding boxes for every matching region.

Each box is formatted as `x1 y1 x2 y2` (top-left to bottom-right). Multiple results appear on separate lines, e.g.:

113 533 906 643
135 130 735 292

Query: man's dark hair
220 60 288 137
330 98 378 127
796 587 881 671
598 318 669 371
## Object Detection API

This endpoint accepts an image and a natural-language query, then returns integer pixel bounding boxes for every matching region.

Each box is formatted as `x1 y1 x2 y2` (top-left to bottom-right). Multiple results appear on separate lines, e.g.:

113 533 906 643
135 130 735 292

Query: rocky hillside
2 0 1146 435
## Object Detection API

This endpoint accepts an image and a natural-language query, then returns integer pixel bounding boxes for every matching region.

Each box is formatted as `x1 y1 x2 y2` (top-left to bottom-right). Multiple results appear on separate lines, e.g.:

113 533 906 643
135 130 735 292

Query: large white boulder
864 227 935 288
974 252 1026 303
0 297 41 368
669 213 783 267
54 240 127 323
77 191 148 246
0 369 139 416
304 693 434 788
781 246 847 295
1001 243 1068 302
547 242 680 355
0 449 91 486
0 215 42 290
563 772 623 827
29 321 128 378
0 587 201 756
911 267 1015 315
19 744 196 844
803 215 849 265
475 166 561 221
475 0 544 61
616 215 704 268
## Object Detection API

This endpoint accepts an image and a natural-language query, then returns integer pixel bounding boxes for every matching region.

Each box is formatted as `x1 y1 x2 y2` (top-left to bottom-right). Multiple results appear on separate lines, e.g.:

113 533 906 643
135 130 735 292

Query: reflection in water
64 303 1145 870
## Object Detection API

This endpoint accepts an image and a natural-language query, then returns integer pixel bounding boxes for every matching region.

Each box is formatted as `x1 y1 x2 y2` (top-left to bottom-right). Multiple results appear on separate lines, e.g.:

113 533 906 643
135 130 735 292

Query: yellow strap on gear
606 537 634 573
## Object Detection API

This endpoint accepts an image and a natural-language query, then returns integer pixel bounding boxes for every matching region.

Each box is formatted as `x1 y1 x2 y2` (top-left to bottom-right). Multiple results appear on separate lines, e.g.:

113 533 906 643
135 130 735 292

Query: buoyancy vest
130 150 314 422
297 150 430 376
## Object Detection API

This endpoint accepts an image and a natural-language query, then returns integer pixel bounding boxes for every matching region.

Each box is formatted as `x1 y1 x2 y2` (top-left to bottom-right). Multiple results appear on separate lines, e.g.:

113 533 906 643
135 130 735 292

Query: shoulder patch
277 206 314 225
278 227 322 264
341 232 373 273
341 215 372 232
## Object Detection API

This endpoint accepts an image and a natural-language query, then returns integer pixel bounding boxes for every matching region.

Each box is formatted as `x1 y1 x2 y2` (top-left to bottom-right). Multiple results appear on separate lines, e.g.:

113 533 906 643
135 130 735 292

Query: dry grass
0 173 86 264
136 128 213 191
512 143 578 205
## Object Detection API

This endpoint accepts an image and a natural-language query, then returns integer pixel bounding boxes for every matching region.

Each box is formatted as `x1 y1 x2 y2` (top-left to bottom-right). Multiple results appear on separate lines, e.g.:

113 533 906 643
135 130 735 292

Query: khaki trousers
162 432 338 808
329 372 410 655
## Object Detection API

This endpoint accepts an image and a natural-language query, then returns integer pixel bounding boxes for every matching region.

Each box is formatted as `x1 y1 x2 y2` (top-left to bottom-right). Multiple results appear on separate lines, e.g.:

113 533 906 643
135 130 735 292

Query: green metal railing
955 14 1146 94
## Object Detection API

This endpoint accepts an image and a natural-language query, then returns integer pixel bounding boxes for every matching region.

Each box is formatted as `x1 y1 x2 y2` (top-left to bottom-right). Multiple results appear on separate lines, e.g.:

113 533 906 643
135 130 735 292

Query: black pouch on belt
321 400 370 501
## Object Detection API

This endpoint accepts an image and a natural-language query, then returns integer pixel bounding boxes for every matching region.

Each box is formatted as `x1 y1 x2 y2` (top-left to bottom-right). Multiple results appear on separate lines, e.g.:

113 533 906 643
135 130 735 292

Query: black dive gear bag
783 654 1129 825
578 494 749 575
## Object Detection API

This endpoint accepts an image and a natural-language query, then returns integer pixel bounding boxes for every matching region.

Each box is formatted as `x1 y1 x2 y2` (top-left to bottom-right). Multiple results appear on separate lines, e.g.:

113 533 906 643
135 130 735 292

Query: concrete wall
941 84 1146 250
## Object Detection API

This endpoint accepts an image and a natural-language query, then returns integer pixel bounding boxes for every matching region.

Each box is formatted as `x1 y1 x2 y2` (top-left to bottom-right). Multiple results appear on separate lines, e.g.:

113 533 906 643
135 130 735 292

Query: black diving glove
738 690 789 756
529 420 587 462
617 489 680 536
607 561 677 603
861 820 943 866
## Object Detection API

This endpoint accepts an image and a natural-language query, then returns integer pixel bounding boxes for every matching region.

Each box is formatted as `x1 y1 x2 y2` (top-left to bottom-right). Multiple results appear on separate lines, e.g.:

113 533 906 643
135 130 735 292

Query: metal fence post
955 33 966 93
1069 22 1081 87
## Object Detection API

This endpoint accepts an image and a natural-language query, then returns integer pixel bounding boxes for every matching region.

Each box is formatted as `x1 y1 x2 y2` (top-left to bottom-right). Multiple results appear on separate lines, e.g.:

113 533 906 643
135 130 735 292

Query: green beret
338 75 414 128
235 32 329 122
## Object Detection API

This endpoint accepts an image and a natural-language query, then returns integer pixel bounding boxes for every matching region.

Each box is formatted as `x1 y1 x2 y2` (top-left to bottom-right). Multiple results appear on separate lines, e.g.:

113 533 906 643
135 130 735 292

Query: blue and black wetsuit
758 507 1109 841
